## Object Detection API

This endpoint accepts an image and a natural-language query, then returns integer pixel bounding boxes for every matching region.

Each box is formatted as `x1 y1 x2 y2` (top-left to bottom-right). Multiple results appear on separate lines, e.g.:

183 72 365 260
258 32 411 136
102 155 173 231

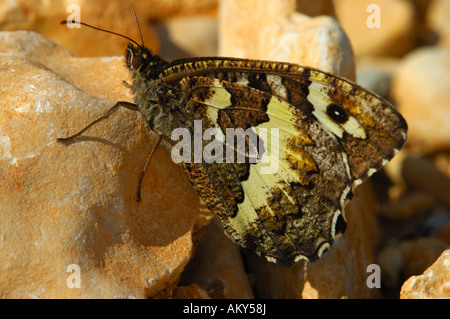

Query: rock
293 0 336 17
219 0 355 80
379 192 434 221
390 47 450 152
426 0 450 49
400 238 449 280
155 14 218 60
401 156 450 207
0 0 219 57
173 284 212 299
376 245 404 289
401 249 450 299
0 0 218 25
180 217 254 299
0 31 212 298
0 0 160 57
376 238 449 291
434 224 450 244
355 57 400 99
334 0 416 57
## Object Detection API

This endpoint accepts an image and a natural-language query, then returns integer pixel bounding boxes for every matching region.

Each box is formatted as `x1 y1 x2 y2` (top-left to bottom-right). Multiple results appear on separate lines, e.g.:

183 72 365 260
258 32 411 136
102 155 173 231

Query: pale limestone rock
390 47 450 152
401 249 450 299
0 31 212 298
219 0 355 80
334 0 416 57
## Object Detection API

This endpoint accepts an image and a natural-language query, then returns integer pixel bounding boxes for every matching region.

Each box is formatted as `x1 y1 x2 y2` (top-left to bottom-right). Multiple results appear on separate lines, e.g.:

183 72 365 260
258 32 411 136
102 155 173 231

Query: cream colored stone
0 31 212 298
219 0 355 80
334 0 416 57
391 47 450 152
401 249 450 299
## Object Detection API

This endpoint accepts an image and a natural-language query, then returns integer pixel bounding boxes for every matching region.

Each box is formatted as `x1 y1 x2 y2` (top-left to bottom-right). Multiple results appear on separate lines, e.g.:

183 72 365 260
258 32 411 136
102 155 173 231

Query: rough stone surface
400 249 450 299
0 31 212 298
390 47 450 152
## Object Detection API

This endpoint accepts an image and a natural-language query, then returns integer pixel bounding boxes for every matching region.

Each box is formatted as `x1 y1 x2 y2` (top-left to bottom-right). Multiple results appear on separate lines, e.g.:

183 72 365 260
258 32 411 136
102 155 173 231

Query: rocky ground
0 0 449 299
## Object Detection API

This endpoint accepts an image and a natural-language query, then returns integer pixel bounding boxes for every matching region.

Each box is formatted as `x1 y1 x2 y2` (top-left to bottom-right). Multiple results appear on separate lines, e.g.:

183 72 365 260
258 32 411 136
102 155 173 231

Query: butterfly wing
160 58 406 265
176 76 353 264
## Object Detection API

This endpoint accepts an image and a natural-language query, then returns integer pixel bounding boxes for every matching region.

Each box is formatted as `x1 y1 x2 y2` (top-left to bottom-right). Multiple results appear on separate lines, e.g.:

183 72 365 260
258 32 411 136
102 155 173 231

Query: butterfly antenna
60 20 141 48
130 3 145 47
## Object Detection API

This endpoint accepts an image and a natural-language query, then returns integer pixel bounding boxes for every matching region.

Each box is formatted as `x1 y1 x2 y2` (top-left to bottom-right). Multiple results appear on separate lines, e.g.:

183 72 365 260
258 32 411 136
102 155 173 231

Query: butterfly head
125 44 168 79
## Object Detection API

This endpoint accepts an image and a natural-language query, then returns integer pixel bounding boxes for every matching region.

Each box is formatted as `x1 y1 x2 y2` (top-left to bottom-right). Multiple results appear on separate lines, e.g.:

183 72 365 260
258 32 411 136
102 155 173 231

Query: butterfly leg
135 132 163 202
57 101 139 142
122 80 133 88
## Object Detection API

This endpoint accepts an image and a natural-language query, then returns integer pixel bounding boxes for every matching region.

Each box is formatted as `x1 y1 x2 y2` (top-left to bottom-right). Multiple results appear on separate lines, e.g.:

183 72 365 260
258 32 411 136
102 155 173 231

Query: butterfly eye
326 103 349 124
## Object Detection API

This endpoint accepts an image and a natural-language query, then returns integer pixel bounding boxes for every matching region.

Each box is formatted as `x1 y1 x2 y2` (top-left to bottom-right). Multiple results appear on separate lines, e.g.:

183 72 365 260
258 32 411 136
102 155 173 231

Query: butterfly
58 17 407 266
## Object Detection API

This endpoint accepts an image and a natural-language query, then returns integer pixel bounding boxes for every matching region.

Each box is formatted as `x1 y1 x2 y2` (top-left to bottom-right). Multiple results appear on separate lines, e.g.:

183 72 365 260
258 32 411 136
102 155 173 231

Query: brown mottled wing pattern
160 58 407 265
